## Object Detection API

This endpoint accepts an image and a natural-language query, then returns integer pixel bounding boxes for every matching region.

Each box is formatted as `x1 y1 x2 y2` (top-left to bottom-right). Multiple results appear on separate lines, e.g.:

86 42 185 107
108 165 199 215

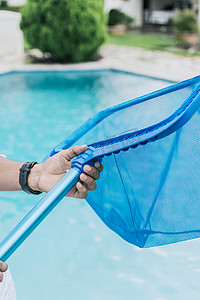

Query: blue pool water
0 70 200 299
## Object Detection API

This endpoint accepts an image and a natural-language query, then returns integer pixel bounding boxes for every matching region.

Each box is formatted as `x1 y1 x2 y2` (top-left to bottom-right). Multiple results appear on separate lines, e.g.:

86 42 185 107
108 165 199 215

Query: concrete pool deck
0 44 200 82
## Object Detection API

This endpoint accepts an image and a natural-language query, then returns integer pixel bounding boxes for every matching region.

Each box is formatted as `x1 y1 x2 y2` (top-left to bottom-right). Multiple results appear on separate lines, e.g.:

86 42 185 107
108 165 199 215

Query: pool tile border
0 61 178 82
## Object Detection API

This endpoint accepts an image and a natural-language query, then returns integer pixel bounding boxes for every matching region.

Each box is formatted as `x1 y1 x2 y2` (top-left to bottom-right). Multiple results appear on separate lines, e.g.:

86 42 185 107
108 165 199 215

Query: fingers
0 261 8 273
94 161 103 173
83 164 101 180
0 261 8 283
70 159 103 199
79 161 103 194
60 145 88 161
80 173 97 191
76 182 87 199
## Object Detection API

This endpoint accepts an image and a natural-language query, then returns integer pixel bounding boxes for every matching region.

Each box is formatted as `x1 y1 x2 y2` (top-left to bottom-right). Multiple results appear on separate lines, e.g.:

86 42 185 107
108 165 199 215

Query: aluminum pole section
0 168 80 262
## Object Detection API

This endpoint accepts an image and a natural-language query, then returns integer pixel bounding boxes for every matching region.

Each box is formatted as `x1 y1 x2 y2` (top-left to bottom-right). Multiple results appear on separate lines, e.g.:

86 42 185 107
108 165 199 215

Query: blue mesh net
46 76 200 247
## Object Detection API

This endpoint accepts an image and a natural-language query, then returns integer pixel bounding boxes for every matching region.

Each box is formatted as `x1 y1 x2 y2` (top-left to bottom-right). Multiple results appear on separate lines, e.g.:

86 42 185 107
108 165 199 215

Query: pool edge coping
0 61 181 83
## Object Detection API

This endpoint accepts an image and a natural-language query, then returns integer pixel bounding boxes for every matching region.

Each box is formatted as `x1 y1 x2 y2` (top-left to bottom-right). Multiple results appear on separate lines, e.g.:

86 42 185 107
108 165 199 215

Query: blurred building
2 0 26 5
105 0 199 26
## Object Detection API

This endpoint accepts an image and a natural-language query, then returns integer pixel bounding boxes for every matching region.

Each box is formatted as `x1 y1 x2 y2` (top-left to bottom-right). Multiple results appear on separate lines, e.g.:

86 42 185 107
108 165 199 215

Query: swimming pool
0 69 200 300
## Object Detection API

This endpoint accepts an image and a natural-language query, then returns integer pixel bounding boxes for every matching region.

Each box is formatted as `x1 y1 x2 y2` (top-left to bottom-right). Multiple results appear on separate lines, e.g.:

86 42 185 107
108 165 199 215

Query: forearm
0 157 23 191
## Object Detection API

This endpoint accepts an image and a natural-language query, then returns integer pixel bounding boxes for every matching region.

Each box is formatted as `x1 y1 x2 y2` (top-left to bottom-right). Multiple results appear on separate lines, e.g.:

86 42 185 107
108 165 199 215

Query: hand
0 261 8 282
28 145 103 199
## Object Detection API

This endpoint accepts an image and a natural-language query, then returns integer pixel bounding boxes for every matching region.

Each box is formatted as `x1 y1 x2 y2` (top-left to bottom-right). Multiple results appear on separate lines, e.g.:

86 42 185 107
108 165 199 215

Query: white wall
105 0 143 26
0 11 24 58
7 0 26 6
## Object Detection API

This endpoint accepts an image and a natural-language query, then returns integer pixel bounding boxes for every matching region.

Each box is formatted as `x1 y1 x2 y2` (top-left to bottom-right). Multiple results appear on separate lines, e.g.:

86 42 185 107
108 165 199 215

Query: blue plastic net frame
43 75 200 248
44 75 200 164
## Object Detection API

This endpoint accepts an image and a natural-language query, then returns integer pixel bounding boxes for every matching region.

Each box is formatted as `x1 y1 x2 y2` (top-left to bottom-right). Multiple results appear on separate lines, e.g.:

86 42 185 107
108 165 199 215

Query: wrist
28 163 43 193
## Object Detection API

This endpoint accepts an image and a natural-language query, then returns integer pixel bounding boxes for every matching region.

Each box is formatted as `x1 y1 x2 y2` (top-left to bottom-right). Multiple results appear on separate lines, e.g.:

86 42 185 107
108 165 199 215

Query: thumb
59 145 88 161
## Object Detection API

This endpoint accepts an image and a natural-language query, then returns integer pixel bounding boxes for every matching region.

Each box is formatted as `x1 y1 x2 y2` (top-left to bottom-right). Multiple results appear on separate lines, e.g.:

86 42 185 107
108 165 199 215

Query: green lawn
23 32 200 57
106 33 200 56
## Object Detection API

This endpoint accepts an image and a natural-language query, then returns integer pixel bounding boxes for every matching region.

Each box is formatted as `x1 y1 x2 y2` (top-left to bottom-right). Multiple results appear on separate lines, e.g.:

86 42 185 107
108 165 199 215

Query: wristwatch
19 162 42 195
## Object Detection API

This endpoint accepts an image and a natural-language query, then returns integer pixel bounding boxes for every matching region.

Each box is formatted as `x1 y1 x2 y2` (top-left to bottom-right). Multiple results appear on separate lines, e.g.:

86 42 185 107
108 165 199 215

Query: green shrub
20 0 106 62
173 9 199 34
0 1 7 8
108 9 134 27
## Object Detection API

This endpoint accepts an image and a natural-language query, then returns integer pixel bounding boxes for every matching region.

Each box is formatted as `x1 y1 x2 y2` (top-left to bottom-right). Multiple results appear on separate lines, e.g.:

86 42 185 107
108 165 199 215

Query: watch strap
19 162 42 195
